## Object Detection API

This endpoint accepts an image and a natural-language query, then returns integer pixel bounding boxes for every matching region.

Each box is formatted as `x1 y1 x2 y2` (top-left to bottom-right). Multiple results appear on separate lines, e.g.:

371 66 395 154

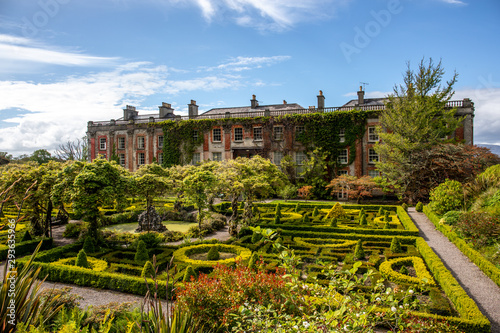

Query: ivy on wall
154 109 380 168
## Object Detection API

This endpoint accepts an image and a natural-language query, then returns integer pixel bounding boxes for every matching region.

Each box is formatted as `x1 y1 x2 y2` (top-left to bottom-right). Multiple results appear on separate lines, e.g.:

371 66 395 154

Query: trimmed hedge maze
18 202 490 332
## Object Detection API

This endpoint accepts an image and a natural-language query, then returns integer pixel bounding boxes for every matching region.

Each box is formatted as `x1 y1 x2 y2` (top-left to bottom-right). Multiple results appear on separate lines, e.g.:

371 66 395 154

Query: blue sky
1 0 499 156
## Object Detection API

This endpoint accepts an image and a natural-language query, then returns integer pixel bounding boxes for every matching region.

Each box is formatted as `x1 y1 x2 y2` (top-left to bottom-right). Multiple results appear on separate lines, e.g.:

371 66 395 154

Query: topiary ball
207 246 220 260
415 202 423 212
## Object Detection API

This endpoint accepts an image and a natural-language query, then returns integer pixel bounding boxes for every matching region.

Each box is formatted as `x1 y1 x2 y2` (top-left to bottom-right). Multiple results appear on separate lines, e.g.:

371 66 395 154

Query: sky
0 0 499 157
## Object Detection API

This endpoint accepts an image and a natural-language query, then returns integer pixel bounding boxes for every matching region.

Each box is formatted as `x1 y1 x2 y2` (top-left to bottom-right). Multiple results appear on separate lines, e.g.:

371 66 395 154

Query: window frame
337 149 348 164
368 127 379 142
295 151 307 177
273 126 284 141
212 128 222 142
158 152 163 165
339 128 345 143
158 135 164 148
119 153 126 167
274 151 284 166
192 152 201 165
253 127 263 141
212 152 222 162
234 127 243 142
99 137 107 151
117 137 126 150
368 148 379 164
137 152 145 166
137 136 145 150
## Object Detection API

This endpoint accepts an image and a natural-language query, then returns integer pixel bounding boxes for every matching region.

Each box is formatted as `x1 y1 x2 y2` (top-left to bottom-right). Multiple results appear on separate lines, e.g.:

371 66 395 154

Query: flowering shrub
455 211 500 247
175 262 297 331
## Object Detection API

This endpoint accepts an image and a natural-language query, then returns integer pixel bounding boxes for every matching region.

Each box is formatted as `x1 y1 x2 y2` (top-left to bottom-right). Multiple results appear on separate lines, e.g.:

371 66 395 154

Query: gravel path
408 207 500 333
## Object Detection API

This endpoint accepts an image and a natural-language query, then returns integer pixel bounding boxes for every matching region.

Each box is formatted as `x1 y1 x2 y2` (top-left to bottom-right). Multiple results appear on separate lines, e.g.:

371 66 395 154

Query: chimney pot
123 105 138 121
251 94 258 109
283 100 287 104
188 100 199 119
159 102 174 118
357 87 365 105
317 90 325 109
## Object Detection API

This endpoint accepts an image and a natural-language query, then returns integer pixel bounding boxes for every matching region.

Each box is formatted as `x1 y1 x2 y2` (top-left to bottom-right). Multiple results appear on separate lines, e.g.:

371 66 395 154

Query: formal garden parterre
9 201 491 332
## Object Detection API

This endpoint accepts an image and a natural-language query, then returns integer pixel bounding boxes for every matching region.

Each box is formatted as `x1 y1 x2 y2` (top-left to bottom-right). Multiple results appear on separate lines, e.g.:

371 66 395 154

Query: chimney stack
159 102 174 119
188 100 198 119
357 86 365 105
123 105 138 121
251 94 258 109
283 100 287 105
317 90 325 109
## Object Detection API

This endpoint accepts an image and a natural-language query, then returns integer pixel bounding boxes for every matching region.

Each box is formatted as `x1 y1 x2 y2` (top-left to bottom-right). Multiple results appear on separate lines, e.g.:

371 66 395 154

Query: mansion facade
86 88 474 178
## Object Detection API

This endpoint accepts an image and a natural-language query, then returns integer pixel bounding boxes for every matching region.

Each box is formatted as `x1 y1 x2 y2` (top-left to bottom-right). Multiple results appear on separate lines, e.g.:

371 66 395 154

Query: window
368 169 380 178
99 138 106 150
138 152 145 166
158 152 163 165
296 151 307 177
138 136 145 149
213 128 221 142
192 153 201 165
273 126 284 140
193 130 199 141
234 128 243 141
368 148 379 163
337 149 348 164
253 127 262 141
274 151 283 165
368 127 379 142
339 128 345 143
212 152 222 161
338 170 348 176
295 126 304 140
119 154 126 167
158 136 164 148
118 137 125 150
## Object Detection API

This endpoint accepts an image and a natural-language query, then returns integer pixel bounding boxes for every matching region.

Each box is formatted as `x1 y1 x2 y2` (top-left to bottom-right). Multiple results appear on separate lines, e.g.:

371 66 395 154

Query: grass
102 221 198 233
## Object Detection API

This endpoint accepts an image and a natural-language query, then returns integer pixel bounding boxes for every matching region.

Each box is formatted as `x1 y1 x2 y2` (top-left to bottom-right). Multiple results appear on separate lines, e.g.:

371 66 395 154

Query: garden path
408 207 500 333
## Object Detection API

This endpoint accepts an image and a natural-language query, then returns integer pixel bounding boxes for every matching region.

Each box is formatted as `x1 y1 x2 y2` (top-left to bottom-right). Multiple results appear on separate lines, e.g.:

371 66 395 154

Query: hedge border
17 242 173 297
172 244 252 267
0 238 53 261
379 256 436 287
415 237 490 331
423 205 500 288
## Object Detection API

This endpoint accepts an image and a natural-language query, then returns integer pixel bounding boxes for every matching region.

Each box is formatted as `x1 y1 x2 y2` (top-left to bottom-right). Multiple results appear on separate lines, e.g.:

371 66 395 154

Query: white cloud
438 0 466 5
204 55 291 72
0 33 118 73
454 86 500 145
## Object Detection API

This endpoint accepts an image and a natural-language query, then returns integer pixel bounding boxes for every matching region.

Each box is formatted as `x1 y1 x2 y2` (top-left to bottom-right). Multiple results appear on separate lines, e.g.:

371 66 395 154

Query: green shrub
21 231 32 242
135 232 162 248
359 214 367 226
251 232 262 244
378 207 384 216
354 240 365 260
134 240 149 263
183 265 196 282
455 211 500 247
399 265 408 275
430 179 464 215
274 215 281 224
82 237 95 253
75 249 90 269
302 214 309 223
248 252 259 269
275 204 282 219
63 223 83 238
442 210 462 225
415 202 423 212
207 246 220 261
141 261 155 278
358 208 365 218
390 237 403 253
294 203 301 213
329 217 337 227
312 207 319 217
402 203 408 211
384 211 390 222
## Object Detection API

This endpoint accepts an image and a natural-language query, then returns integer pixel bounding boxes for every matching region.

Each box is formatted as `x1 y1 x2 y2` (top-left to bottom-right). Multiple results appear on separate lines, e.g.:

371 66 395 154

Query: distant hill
477 144 500 157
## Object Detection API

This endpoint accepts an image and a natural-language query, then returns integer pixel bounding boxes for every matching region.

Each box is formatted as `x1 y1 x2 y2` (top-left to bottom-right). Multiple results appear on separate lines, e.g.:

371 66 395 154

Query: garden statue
136 206 167 232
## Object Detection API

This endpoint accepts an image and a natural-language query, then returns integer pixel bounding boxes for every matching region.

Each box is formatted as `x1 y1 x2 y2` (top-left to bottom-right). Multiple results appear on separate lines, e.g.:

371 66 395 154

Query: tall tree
54 137 88 161
133 163 170 224
30 149 53 165
375 58 463 203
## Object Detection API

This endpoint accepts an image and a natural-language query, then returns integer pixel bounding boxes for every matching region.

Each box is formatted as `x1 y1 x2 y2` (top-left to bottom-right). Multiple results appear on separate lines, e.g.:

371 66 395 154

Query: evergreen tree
354 240 365 260
207 246 220 260
274 214 281 224
75 249 90 268
183 265 196 282
141 260 155 278
390 237 403 253
312 207 319 217
248 252 259 270
374 58 461 204
82 237 95 253
330 217 337 227
359 214 367 226
21 231 32 242
251 231 262 243
294 203 301 213
135 240 149 263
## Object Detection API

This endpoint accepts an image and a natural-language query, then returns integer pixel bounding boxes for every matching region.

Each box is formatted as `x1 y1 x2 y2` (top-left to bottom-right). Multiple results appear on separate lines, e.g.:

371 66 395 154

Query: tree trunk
44 199 53 237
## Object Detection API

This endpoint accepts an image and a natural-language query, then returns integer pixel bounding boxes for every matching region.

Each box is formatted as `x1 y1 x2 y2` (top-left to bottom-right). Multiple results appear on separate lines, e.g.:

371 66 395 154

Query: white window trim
212 128 222 142
368 127 379 142
253 127 263 141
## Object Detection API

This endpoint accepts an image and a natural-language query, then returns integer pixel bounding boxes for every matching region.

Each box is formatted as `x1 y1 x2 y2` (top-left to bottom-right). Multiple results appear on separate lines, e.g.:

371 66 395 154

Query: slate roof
342 98 387 107
201 103 304 116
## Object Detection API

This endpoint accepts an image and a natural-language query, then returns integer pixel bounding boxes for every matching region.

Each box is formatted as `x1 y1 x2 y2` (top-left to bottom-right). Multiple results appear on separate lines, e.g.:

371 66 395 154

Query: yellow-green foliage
173 244 252 266
75 250 89 269
183 265 196 282
354 240 365 259
326 203 345 219
55 257 108 272
134 240 149 263
141 260 155 278
207 246 220 260
295 237 357 249
379 256 435 287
